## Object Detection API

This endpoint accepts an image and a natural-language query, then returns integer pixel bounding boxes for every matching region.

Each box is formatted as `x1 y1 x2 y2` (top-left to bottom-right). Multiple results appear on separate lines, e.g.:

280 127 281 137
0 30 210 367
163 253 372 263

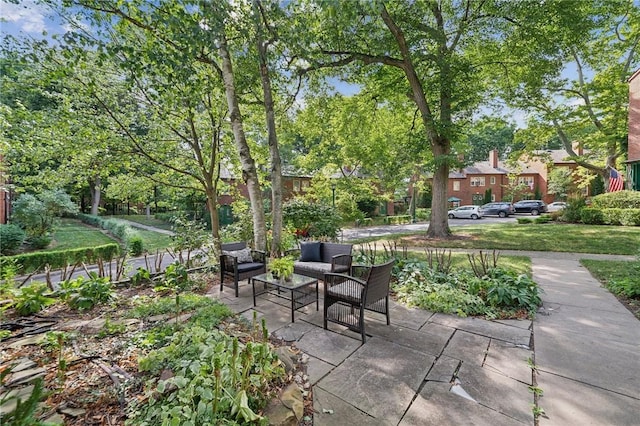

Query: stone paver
294 328 360 366
317 338 434 425
442 330 491 366
313 386 390 426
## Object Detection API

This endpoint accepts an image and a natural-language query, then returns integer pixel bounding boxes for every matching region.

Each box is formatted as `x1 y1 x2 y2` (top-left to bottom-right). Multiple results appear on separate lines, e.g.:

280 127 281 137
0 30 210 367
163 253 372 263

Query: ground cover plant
355 244 540 319
0 271 297 425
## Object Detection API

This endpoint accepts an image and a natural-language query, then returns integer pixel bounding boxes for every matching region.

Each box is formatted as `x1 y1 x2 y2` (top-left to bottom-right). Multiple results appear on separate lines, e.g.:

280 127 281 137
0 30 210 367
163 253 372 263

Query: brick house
627 68 640 191
443 147 585 206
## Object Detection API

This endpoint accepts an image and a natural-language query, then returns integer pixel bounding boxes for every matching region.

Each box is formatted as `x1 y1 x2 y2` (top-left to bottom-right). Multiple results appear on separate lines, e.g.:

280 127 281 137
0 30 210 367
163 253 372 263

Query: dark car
513 200 547 215
481 202 514 218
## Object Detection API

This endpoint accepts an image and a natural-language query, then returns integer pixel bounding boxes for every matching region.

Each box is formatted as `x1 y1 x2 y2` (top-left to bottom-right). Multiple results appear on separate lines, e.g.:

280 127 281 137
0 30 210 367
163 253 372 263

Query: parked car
480 202 514 218
547 202 567 212
513 200 547 215
448 205 484 219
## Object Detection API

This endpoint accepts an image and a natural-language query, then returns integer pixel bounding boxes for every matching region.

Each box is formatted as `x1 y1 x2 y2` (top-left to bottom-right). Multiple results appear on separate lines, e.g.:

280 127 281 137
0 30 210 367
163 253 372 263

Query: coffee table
251 273 319 322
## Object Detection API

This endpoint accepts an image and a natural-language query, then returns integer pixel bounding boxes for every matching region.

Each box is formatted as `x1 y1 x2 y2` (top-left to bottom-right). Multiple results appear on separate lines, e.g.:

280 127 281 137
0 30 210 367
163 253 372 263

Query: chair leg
220 270 224 292
385 296 390 325
360 306 366 343
323 300 329 330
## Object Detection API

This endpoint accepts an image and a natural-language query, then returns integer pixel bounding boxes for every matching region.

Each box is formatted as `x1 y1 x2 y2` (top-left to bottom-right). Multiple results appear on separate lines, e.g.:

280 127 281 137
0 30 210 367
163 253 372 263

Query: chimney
572 141 583 156
489 149 499 168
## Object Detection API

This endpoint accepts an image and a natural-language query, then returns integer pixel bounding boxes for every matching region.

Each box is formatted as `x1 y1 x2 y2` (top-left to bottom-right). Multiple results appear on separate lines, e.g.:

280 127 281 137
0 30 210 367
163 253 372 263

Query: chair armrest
251 250 267 263
219 254 238 271
331 254 352 269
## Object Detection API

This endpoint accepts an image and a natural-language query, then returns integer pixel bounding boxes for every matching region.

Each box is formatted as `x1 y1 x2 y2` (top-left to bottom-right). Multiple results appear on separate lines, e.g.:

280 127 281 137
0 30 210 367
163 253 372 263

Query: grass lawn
47 219 116 250
581 259 640 319
48 219 172 254
110 214 174 231
385 223 640 255
136 229 173 253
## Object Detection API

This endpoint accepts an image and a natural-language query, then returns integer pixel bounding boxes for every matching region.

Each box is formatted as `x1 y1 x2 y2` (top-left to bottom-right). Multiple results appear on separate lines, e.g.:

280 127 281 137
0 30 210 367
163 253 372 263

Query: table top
253 272 317 289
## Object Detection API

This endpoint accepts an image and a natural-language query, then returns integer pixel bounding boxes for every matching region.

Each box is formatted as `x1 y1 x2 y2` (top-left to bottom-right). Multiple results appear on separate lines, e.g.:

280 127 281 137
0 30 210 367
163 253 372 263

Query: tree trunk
205 186 221 250
90 176 101 216
218 31 267 251
254 0 283 257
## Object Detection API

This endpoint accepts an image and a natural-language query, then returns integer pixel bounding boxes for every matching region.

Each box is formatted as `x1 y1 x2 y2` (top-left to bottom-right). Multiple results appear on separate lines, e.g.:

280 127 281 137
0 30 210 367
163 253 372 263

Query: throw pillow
223 248 254 263
299 241 322 262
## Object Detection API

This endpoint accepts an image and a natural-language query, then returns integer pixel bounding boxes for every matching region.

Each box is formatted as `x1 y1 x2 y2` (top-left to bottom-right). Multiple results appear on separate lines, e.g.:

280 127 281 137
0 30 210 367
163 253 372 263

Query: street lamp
331 182 336 208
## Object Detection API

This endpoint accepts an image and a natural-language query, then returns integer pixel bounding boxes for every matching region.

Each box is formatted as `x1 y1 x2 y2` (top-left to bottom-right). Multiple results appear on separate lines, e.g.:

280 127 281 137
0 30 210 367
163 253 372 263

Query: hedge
591 191 640 209
77 214 143 253
384 215 412 225
0 243 121 275
579 208 640 226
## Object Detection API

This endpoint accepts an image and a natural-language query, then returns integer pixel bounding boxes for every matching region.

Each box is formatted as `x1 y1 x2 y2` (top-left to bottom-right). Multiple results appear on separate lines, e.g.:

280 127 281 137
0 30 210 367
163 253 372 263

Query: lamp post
331 183 336 208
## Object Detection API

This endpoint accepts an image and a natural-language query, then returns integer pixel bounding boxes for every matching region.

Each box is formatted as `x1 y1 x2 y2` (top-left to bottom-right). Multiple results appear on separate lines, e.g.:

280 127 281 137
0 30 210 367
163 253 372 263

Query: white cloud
1 1 48 34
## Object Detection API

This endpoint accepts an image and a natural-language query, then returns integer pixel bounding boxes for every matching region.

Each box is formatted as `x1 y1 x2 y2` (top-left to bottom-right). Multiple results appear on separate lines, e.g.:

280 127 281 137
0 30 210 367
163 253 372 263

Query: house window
293 179 301 192
490 176 496 185
518 176 534 190
491 194 496 201
301 180 310 189
470 177 485 187
453 181 460 191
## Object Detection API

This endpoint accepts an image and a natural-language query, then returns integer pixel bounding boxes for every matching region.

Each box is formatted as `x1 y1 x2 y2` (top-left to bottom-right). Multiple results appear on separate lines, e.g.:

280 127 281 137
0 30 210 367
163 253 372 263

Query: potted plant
269 256 295 280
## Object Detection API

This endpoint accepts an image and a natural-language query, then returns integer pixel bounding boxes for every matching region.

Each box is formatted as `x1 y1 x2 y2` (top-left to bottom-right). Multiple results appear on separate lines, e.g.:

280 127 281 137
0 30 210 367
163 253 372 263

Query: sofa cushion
237 262 265 273
294 261 331 274
223 247 254 263
300 241 322 262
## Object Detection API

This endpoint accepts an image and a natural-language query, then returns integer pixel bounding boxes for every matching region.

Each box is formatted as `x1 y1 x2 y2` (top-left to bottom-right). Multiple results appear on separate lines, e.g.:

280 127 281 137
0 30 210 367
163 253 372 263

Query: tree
547 168 574 201
461 117 519 163
288 1 518 238
498 1 639 188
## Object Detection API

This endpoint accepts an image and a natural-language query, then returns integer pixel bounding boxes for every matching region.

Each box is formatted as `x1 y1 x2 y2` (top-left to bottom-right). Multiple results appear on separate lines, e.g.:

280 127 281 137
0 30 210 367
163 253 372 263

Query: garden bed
1 273 313 425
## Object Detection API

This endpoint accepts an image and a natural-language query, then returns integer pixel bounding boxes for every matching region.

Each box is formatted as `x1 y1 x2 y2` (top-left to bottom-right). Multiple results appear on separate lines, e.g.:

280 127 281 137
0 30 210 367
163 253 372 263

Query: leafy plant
11 190 78 239
13 283 55 315
268 256 295 279
98 317 127 338
130 327 285 425
0 368 50 426
562 197 587 223
283 199 342 240
60 273 114 311
130 267 151 286
607 278 640 298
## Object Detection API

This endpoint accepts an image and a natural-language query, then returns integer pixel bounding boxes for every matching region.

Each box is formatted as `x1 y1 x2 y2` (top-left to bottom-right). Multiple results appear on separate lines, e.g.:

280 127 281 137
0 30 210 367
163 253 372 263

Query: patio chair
323 260 395 343
219 242 266 297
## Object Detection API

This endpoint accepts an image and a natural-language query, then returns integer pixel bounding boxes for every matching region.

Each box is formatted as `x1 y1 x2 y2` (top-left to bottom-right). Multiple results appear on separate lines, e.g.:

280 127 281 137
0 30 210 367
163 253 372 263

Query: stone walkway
209 252 639 425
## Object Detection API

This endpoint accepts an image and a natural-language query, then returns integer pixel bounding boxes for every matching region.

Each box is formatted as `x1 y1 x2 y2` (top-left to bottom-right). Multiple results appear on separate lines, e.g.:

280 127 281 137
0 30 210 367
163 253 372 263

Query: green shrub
384 215 412 225
517 217 533 224
620 209 640 226
415 208 431 221
0 244 121 275
11 190 78 239
534 215 551 224
0 224 25 254
128 236 144 256
562 197 587 223
591 190 640 209
13 283 55 315
28 234 52 249
59 273 114 311
580 208 604 225
283 199 341 240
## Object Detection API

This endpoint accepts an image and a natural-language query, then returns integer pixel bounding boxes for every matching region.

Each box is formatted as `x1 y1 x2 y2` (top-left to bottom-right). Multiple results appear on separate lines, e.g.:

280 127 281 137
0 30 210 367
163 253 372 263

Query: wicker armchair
219 242 266 297
323 260 395 343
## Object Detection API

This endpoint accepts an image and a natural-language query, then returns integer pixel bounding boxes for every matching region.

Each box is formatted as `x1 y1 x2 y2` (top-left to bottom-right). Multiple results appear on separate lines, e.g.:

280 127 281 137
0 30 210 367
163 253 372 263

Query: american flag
608 168 624 192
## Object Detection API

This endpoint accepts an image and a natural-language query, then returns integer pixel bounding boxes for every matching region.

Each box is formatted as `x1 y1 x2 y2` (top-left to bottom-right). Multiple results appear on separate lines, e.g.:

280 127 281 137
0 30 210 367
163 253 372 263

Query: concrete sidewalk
208 253 639 425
